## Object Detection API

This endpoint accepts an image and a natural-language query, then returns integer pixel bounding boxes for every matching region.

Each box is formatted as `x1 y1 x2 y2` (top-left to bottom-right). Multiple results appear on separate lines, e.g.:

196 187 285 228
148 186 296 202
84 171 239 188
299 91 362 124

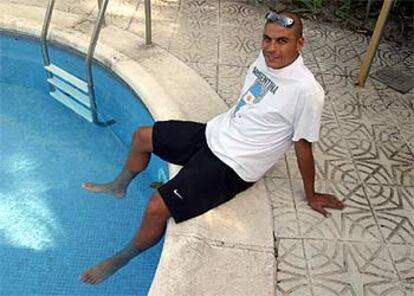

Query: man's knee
146 192 171 222
132 126 153 151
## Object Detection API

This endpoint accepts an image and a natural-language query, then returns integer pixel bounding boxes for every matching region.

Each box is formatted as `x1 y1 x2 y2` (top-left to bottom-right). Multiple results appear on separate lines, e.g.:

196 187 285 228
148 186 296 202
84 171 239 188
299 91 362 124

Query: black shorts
152 120 254 223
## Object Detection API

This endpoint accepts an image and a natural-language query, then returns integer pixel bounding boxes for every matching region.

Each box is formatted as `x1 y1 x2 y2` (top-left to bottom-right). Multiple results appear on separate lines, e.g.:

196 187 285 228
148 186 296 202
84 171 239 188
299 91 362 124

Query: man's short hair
265 11 303 39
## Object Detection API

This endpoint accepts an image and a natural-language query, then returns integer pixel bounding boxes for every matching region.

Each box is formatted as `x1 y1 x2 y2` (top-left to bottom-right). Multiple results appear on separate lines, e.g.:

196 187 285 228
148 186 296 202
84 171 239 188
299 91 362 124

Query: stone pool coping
0 3 275 295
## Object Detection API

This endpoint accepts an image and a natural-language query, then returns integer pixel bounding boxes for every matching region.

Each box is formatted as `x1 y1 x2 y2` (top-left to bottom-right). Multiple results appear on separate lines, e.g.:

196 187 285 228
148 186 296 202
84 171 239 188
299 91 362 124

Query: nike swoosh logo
173 189 184 200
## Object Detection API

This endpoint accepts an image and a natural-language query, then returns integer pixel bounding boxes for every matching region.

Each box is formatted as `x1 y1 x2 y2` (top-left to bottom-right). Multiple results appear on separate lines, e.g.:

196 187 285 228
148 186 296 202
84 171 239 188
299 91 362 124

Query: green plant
288 0 325 14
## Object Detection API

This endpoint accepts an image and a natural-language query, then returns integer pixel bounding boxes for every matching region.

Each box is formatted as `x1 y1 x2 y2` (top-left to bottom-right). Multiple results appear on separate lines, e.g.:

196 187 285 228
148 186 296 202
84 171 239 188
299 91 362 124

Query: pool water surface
0 33 166 295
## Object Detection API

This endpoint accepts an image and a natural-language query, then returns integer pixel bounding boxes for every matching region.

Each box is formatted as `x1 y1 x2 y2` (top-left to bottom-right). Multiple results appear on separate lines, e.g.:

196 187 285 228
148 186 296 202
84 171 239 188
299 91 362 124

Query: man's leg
82 126 153 198
80 192 171 284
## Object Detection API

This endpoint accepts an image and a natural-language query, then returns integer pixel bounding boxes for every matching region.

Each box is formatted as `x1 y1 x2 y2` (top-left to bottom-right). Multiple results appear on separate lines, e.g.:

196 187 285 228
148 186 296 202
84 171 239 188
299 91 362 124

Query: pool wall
1 3 276 295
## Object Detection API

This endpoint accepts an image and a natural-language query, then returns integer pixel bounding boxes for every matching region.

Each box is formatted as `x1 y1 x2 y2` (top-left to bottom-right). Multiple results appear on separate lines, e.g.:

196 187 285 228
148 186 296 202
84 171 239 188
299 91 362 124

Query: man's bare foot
80 256 128 285
82 182 126 198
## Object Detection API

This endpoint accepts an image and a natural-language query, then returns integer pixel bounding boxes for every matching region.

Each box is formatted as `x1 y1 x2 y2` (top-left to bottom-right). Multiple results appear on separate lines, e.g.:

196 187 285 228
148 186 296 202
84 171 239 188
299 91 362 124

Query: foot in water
82 182 126 198
80 255 128 284
80 243 141 284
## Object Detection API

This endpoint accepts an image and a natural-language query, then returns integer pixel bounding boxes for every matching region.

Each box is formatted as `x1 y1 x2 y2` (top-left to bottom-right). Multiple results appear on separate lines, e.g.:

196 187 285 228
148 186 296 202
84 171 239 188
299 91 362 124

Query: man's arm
294 139 345 217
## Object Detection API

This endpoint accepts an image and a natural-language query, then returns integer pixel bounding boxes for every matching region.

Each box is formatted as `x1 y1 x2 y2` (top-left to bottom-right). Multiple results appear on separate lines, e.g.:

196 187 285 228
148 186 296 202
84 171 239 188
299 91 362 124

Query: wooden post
356 0 393 87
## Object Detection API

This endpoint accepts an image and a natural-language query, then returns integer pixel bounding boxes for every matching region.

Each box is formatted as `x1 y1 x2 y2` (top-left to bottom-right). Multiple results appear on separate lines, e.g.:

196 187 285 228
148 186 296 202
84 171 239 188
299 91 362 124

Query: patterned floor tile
306 24 348 48
321 70 353 90
364 281 407 296
186 63 218 91
318 60 362 81
180 0 219 13
220 16 265 35
353 159 396 186
127 18 175 49
168 47 218 65
170 29 218 51
307 26 361 66
340 122 393 148
388 244 414 281
54 0 95 15
8 0 45 7
297 204 382 242
265 178 300 238
324 74 378 98
145 0 180 21
176 14 218 30
273 208 301 238
314 44 361 70
375 212 414 245
393 163 414 187
330 91 393 124
320 102 337 120
217 64 248 104
265 154 289 179
220 1 265 22
220 2 266 33
304 240 402 296
363 185 411 211
365 42 407 70
402 281 414 296
265 178 294 205
276 238 313 296
291 180 382 242
361 184 414 245
314 133 350 160
353 154 413 187
219 29 261 67
376 88 414 125
347 139 412 163
286 137 358 183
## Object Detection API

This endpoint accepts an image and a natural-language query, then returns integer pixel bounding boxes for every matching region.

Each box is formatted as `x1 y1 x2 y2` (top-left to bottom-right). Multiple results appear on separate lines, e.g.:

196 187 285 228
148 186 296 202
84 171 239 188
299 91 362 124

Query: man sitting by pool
80 11 345 285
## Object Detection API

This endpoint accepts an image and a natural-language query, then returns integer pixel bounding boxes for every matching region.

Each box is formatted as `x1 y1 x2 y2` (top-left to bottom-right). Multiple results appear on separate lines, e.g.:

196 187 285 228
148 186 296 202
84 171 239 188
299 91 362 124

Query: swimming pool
0 33 167 295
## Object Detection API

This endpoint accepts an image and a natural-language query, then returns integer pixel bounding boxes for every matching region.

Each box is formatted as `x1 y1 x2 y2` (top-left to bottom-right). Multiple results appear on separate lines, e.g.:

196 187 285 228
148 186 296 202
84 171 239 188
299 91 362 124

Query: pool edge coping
0 3 276 295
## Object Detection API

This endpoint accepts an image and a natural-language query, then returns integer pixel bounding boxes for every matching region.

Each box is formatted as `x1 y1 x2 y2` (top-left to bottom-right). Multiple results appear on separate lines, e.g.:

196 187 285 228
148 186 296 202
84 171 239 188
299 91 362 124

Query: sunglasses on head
265 11 294 28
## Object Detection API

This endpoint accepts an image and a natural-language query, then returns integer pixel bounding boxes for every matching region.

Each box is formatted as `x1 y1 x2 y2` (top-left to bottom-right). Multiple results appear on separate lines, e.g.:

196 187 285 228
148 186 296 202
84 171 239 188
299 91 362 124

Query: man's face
262 22 304 69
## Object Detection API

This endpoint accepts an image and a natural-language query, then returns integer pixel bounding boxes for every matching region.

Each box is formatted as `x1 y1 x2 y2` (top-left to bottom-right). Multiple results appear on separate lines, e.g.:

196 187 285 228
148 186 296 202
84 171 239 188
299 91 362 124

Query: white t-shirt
206 51 324 182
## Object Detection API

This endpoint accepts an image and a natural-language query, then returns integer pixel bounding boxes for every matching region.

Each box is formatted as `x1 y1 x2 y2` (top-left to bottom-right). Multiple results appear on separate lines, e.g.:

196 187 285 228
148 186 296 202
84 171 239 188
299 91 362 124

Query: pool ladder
40 0 109 124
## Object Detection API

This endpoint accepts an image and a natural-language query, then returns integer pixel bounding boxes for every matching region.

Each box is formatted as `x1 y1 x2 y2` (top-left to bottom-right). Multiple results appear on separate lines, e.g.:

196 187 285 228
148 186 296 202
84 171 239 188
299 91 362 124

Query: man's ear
297 37 305 51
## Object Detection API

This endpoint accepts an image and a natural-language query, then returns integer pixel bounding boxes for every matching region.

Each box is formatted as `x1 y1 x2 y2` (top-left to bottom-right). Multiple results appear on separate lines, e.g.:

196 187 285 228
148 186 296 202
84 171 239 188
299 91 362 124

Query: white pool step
49 89 93 122
45 63 94 122
45 64 88 92
47 77 90 108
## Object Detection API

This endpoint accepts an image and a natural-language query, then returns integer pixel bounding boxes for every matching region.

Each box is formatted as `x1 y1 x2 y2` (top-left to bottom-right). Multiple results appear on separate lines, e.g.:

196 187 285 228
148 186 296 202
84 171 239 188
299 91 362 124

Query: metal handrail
145 0 152 45
40 0 55 77
86 0 110 123
40 0 153 124
40 0 110 124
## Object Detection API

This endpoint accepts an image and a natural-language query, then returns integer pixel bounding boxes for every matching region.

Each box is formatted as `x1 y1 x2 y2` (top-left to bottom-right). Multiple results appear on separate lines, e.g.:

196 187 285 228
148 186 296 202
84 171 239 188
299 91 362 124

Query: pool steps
47 77 90 107
45 63 93 122
45 64 88 92
49 89 93 122
41 0 111 124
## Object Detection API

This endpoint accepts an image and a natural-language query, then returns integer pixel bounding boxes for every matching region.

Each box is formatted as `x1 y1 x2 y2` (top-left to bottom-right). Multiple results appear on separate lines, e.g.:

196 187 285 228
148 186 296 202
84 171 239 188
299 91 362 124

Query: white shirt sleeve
292 89 324 142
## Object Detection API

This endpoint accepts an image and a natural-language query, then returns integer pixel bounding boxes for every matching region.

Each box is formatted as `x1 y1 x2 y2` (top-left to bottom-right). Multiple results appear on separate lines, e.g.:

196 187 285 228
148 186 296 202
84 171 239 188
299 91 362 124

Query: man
80 11 345 285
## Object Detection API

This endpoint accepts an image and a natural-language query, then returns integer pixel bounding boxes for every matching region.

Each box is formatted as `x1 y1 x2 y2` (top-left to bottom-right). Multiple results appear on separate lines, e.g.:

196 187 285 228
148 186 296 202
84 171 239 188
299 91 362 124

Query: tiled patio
3 0 414 295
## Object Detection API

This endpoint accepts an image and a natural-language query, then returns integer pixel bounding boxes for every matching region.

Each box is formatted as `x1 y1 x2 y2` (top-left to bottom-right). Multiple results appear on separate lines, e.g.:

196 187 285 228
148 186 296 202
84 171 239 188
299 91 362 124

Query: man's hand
294 139 345 217
307 193 345 217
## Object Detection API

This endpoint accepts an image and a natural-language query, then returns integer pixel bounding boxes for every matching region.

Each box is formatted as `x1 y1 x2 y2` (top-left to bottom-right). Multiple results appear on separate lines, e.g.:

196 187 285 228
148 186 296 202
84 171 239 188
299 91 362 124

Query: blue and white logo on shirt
233 66 279 117
234 80 267 115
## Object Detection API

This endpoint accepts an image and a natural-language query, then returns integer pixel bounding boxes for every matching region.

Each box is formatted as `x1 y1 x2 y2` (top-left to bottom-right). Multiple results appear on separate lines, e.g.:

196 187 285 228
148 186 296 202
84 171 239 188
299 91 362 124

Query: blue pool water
0 33 166 295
